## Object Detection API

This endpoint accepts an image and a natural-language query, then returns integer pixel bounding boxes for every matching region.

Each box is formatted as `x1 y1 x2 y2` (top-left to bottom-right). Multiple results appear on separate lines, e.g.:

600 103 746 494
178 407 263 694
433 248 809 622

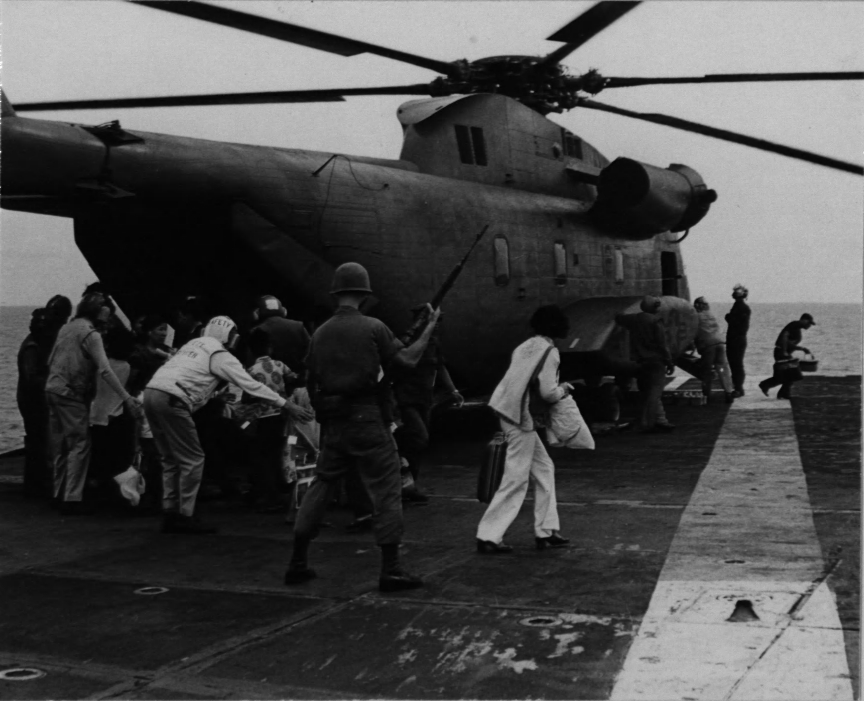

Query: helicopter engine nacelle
590 157 717 239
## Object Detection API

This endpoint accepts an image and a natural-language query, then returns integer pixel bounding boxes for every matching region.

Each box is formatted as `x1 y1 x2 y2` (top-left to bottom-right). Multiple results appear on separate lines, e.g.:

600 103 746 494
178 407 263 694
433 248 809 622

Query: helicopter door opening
661 251 679 296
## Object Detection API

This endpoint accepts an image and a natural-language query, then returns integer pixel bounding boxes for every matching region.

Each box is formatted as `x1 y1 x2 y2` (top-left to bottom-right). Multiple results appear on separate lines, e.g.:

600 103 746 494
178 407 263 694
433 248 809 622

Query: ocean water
0 303 860 453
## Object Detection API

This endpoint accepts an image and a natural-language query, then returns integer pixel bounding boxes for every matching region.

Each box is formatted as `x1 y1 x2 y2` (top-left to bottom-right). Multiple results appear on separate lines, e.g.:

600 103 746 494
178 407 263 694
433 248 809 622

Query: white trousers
476 420 560 544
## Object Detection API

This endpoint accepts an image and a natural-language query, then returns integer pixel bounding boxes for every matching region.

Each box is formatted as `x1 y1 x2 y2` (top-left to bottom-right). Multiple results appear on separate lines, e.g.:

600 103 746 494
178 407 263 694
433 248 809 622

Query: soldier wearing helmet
251 294 311 382
284 262 441 593
614 296 676 433
144 315 313 534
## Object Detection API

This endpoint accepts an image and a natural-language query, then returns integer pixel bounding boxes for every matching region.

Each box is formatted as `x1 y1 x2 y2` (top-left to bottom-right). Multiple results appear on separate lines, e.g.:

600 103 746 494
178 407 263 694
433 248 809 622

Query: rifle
402 224 489 344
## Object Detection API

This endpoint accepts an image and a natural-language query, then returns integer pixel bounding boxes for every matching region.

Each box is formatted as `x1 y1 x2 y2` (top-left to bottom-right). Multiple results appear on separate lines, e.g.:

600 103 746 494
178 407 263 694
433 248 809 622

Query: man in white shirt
144 316 312 534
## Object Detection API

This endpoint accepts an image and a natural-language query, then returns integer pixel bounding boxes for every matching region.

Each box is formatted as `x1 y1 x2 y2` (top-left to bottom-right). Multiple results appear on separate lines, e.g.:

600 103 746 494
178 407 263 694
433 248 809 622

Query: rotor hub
428 57 607 114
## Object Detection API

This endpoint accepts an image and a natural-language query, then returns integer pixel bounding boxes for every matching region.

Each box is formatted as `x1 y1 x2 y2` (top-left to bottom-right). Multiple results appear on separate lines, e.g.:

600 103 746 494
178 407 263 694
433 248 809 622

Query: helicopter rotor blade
131 1 460 77
14 85 433 112
601 71 864 88
538 2 640 69
579 99 863 176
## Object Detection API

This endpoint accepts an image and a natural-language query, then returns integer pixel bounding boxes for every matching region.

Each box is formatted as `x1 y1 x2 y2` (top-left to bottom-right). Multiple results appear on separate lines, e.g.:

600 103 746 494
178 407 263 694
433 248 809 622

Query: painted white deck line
665 375 692 391
610 379 853 700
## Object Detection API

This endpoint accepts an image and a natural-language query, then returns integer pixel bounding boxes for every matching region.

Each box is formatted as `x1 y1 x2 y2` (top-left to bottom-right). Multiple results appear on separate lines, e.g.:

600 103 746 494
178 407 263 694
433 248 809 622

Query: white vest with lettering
146 336 228 412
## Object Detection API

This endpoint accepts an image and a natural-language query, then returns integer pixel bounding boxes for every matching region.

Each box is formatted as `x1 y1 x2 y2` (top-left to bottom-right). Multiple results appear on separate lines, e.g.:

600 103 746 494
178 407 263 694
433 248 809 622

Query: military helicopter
2 1 862 392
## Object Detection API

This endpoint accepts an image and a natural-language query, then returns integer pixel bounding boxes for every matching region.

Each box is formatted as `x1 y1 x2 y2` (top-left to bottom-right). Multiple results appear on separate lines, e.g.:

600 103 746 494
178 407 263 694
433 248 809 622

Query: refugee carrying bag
477 431 507 503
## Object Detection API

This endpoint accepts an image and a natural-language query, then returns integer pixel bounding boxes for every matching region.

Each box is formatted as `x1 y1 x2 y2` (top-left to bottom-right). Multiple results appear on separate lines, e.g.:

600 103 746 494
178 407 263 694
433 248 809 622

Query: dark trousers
18 392 50 498
635 360 668 429
194 399 243 495
248 414 288 506
761 349 799 398
294 404 403 546
394 404 431 480
91 411 137 489
139 436 163 509
727 339 747 393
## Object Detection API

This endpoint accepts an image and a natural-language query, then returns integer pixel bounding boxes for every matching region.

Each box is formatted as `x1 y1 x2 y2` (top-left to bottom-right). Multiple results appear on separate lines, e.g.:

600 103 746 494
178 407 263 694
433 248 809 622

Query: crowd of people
15 270 816 591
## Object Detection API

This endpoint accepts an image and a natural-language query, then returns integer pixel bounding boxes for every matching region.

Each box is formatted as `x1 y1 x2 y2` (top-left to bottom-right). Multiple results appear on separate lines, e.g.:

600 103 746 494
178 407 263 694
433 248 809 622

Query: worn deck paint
611 379 854 700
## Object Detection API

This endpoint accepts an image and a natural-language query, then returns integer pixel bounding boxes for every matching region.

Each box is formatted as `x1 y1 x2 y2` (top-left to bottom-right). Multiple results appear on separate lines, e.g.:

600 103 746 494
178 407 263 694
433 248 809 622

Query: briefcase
477 431 507 503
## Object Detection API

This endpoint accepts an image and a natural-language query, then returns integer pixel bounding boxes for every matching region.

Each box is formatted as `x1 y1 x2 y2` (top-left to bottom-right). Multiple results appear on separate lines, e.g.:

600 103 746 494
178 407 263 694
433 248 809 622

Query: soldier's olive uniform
294 306 405 545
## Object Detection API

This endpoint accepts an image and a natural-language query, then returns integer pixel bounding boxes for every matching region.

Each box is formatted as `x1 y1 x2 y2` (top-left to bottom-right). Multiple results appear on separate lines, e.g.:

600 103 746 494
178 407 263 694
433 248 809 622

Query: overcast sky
1 0 862 306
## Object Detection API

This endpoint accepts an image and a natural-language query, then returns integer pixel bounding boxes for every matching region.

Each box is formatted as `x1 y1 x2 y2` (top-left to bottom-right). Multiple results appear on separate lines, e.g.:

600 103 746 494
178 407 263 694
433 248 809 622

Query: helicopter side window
455 125 474 164
614 248 624 283
560 129 583 159
493 236 510 286
454 125 488 166
554 241 567 286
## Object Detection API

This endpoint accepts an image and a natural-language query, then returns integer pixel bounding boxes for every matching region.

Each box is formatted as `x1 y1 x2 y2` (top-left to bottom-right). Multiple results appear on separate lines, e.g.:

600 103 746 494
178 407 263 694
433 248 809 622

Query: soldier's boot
284 536 317 585
379 543 423 593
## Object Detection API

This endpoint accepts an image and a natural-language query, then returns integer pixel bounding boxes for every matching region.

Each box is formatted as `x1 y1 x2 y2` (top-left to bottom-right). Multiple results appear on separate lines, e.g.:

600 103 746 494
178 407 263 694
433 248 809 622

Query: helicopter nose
1 112 107 206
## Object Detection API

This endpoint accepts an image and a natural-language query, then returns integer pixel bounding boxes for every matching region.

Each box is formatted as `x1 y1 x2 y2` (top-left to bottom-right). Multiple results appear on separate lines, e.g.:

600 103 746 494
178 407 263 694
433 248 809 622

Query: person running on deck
759 313 816 400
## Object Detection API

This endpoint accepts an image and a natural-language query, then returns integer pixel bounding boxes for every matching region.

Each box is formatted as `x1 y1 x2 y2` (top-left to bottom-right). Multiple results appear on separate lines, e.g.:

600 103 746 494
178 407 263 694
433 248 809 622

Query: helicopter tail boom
1 90 16 118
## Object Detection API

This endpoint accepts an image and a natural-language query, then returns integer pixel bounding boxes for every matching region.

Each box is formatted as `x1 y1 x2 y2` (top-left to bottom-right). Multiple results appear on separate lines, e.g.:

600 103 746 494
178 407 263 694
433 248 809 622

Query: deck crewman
284 262 441 592
144 316 312 534
615 296 676 433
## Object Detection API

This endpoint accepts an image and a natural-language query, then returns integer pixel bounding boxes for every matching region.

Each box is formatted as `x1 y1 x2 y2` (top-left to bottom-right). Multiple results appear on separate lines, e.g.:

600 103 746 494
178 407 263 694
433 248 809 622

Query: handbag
477 431 507 503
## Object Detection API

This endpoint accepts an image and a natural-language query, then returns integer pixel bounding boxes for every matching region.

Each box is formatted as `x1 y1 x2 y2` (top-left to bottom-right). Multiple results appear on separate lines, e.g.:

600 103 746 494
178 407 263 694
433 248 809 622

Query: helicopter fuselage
1 92 705 390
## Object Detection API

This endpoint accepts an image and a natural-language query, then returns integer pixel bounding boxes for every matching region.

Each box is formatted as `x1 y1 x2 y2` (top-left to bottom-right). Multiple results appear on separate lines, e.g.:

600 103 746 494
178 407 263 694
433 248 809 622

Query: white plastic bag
546 395 595 450
114 466 146 506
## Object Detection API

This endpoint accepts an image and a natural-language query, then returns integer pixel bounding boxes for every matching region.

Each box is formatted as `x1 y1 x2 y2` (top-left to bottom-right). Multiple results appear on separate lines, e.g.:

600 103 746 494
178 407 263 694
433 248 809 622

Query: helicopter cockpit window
493 236 510 286
554 242 567 285
454 125 488 166
560 129 583 159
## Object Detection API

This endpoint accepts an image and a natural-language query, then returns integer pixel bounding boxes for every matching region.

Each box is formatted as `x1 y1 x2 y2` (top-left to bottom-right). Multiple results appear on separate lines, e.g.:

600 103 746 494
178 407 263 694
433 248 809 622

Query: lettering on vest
147 336 227 412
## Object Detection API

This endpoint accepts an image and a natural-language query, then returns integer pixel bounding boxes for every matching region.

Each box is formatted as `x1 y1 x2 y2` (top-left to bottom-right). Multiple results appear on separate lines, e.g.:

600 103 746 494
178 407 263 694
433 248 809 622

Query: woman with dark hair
44 293 145 514
476 305 573 554
45 295 73 331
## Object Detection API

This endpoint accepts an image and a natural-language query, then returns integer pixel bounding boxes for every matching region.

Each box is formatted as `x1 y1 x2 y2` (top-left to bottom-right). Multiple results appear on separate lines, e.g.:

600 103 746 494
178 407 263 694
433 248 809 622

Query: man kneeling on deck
284 262 441 593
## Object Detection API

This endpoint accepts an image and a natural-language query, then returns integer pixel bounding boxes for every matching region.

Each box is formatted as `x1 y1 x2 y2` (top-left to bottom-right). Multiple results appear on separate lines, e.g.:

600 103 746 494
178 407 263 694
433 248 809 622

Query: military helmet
202 315 237 345
330 262 372 295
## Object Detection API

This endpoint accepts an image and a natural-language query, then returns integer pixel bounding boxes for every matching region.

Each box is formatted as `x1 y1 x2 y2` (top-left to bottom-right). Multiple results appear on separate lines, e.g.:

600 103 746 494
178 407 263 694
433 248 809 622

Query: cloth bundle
113 466 146 506
546 395 595 450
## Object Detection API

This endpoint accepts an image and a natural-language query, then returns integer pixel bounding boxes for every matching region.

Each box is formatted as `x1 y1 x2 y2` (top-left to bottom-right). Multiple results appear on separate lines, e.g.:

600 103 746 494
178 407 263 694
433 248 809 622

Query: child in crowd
235 328 307 512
